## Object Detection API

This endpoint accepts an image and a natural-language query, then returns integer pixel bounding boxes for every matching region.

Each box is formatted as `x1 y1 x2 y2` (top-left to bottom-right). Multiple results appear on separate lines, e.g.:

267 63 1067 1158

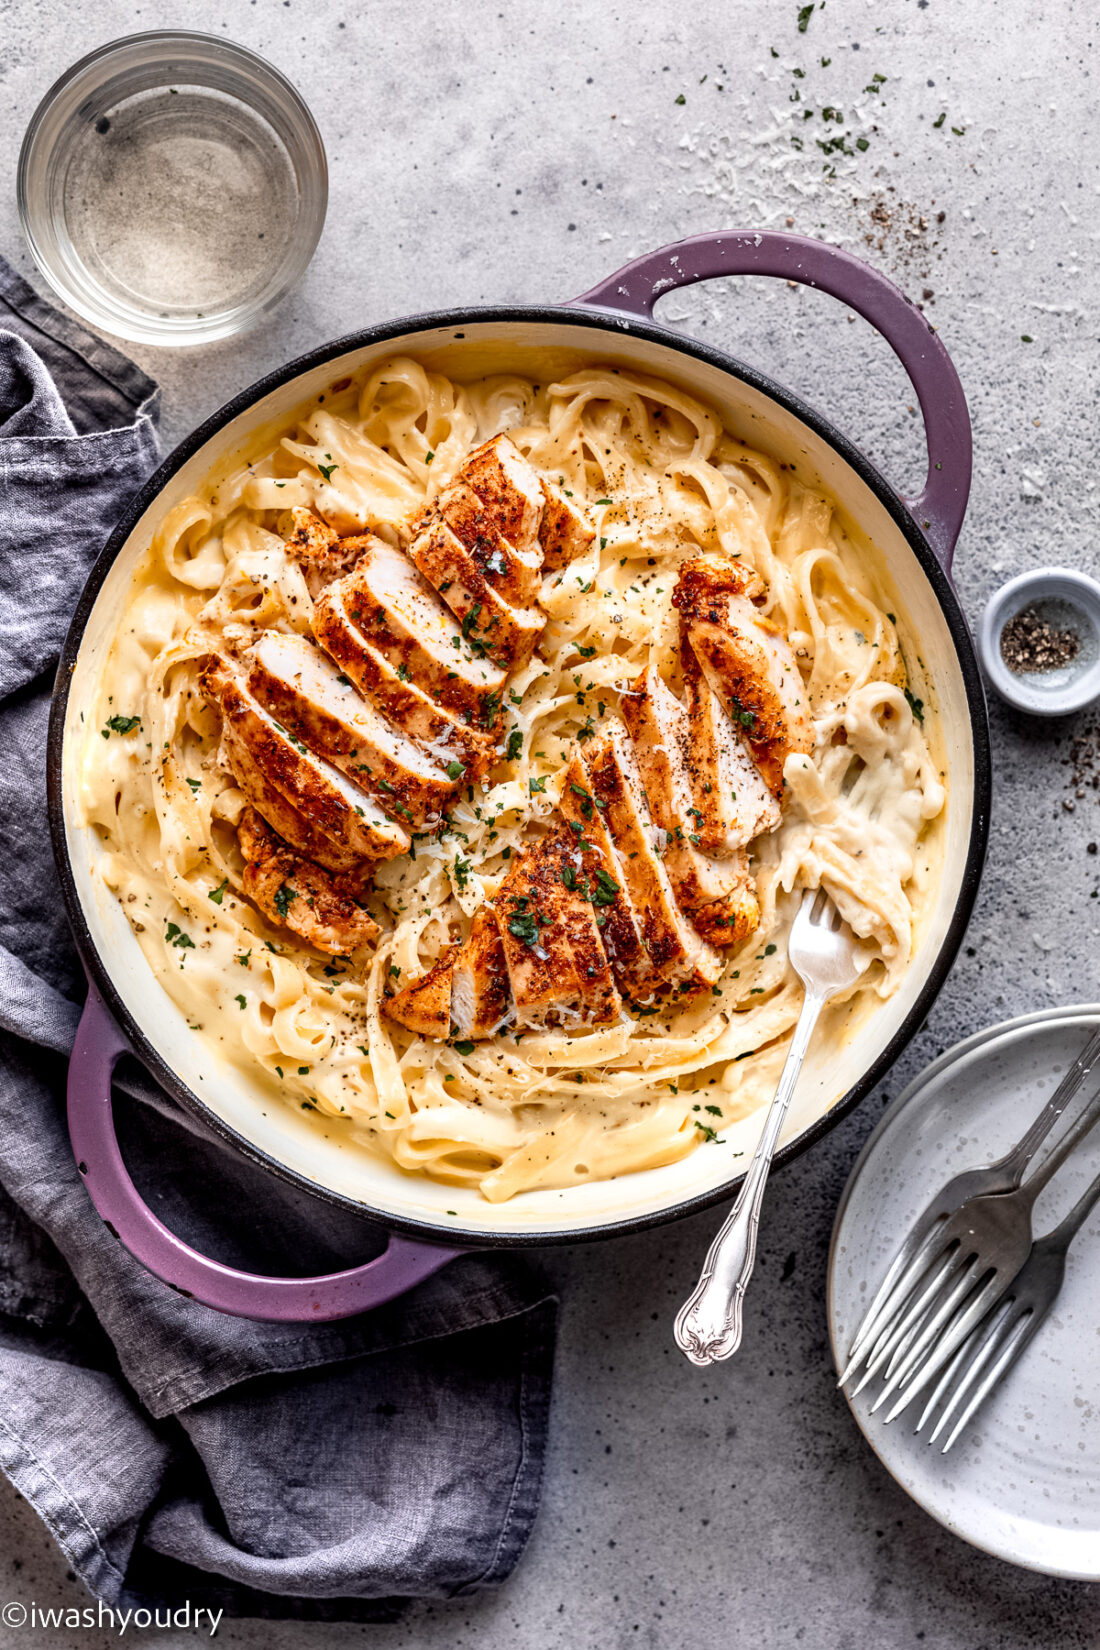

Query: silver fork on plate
915 1160 1100 1452
838 1022 1100 1421
674 888 867 1366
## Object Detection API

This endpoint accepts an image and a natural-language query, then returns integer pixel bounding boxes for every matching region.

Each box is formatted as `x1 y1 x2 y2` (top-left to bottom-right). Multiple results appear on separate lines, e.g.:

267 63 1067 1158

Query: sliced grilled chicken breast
247 630 457 829
451 906 511 1038
282 509 365 595
335 537 506 726
494 829 621 1028
538 479 596 573
673 558 814 797
312 585 498 780
680 644 780 854
584 728 723 989
621 665 761 948
409 513 545 671
385 947 456 1039
237 807 379 955
435 481 542 607
221 725 369 882
201 655 409 868
385 905 511 1043
457 433 545 556
558 753 666 999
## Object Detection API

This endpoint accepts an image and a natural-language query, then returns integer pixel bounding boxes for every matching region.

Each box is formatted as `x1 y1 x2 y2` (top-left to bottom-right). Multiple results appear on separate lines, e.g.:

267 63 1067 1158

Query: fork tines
839 1210 1011 1421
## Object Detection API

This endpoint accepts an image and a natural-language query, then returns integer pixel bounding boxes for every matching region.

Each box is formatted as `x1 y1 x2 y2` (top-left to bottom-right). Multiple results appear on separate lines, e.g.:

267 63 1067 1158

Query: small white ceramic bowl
979 567 1100 716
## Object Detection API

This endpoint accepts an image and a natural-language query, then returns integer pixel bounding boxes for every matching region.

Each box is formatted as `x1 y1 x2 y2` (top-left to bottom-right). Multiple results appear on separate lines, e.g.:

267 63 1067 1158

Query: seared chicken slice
538 479 597 573
673 558 814 797
457 433 545 556
435 481 542 607
410 513 545 671
451 905 511 1038
247 630 457 829
385 905 512 1042
584 728 723 988
237 807 379 955
385 946 456 1040
220 726 366 882
621 666 761 948
282 508 365 595
312 584 498 780
494 829 621 1028
680 644 780 854
558 753 666 998
201 656 409 870
335 537 506 727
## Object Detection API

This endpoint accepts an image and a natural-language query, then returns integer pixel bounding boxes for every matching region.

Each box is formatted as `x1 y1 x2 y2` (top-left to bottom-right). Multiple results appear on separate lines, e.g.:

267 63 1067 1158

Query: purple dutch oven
49 232 990 1320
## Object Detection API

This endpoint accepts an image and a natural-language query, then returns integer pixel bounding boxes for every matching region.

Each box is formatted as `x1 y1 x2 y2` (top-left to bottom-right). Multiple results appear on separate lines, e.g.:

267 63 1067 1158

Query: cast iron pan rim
47 301 992 1249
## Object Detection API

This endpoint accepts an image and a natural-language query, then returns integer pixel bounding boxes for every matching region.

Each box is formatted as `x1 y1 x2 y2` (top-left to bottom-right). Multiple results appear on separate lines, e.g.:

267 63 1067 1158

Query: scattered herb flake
273 883 298 918
103 714 141 737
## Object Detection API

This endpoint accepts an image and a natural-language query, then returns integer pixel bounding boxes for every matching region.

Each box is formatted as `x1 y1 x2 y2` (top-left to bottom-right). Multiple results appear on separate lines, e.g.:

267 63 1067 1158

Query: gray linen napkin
0 258 555 1624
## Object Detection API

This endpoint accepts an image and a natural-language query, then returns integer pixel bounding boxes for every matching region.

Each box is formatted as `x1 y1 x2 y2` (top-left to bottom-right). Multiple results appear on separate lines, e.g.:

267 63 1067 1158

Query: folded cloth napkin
0 258 555 1624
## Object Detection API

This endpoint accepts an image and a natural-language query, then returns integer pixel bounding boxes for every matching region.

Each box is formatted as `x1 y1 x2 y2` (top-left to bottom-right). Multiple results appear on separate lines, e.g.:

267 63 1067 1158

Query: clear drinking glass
17 32 328 347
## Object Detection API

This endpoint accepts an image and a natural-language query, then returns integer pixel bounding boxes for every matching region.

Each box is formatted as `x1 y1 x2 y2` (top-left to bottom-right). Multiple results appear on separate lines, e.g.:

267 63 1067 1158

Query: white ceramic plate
828 1004 1100 1578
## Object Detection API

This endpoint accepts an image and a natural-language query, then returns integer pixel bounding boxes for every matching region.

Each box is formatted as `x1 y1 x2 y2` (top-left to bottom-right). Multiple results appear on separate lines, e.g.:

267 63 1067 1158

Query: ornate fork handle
675 988 827 1365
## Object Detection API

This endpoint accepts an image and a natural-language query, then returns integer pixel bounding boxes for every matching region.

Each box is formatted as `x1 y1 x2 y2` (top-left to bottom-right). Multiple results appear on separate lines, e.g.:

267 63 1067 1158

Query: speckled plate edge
826 1002 1100 1579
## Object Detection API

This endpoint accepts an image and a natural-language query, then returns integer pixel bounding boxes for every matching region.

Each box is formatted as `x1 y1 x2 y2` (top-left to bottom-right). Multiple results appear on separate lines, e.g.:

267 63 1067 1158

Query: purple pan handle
572 231 972 571
68 986 462 1321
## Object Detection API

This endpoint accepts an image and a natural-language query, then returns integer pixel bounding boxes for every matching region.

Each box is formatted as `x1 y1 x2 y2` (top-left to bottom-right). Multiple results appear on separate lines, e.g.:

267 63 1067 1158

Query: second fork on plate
838 1022 1100 1421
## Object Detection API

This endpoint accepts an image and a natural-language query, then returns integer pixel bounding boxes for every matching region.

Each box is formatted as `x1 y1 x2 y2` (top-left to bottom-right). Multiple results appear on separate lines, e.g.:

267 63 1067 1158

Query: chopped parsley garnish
208 877 228 905
461 603 483 640
103 714 141 737
569 781 593 819
236 950 251 967
529 775 547 794
507 910 541 947
674 92 686 104
561 864 578 890
593 497 612 506
335 673 352 686
576 644 597 658
273 883 298 918
425 449 435 464
235 994 246 1009
796 2 813 30
453 855 472 891
592 867 620 906
694 1120 720 1143
904 687 925 723
165 922 194 950
453 1040 475 1056
505 728 523 762
446 760 466 780
186 777 201 792
317 461 338 481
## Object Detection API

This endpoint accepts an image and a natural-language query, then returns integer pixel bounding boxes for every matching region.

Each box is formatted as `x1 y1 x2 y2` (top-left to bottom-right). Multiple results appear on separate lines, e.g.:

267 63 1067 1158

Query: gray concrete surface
2 0 1100 1644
